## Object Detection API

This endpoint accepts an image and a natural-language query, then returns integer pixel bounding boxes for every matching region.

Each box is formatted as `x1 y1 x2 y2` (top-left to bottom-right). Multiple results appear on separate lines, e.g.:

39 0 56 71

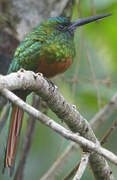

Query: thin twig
84 40 101 109
0 96 7 112
14 94 40 180
90 92 117 131
0 104 9 133
91 0 96 16
63 161 80 180
41 143 78 180
100 119 117 145
67 77 112 88
78 0 81 18
72 30 83 99
72 1 83 99
73 152 90 180
54 137 64 161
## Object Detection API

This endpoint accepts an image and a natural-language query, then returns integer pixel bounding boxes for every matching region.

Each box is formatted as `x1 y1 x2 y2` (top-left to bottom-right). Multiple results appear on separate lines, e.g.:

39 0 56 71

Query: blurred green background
0 0 117 179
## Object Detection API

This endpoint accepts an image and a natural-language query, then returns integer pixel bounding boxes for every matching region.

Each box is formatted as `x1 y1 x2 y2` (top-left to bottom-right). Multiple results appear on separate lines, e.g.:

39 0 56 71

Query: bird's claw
46 78 58 92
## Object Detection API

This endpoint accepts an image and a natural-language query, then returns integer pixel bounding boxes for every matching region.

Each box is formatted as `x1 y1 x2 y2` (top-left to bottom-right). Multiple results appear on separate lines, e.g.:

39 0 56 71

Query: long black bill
69 13 112 31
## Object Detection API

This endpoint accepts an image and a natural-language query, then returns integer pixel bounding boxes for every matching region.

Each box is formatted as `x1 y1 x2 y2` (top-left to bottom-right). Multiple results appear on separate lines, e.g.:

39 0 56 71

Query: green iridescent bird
3 13 111 175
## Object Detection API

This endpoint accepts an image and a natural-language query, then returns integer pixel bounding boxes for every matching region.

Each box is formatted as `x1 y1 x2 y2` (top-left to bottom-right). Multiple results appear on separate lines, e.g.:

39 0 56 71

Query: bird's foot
46 78 58 92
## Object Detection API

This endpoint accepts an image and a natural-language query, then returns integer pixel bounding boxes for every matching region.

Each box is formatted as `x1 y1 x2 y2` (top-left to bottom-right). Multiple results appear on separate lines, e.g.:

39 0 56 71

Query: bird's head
40 13 112 36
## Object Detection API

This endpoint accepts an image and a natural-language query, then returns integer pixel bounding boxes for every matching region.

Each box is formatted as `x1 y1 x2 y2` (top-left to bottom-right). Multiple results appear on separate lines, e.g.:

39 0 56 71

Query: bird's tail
3 101 25 175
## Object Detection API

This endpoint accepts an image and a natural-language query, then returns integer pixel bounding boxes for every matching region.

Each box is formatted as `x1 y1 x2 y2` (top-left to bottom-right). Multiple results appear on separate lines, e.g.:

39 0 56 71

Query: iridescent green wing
8 25 46 74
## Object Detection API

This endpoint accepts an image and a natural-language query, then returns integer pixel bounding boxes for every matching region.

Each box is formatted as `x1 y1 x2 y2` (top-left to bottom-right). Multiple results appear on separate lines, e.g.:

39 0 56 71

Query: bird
2 13 112 175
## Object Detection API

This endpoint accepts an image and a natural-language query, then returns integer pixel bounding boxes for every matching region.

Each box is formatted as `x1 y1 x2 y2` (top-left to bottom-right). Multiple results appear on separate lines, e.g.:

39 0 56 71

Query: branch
73 152 90 180
0 104 9 133
14 94 39 180
41 91 117 179
90 92 117 130
0 70 114 179
40 82 117 179
1 88 117 166
84 40 101 109
90 0 96 16
100 118 117 145
50 90 117 179
63 160 80 180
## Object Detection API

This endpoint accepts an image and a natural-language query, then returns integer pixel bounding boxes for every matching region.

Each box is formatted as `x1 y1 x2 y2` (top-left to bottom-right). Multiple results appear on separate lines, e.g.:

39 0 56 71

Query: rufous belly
37 57 73 78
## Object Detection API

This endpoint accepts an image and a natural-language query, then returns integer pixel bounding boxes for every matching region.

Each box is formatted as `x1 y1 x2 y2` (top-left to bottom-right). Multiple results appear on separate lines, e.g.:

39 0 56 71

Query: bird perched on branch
2 13 112 175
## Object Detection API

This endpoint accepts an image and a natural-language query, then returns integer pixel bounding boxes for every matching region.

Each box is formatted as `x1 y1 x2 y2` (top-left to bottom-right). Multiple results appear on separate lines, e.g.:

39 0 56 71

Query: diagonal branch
90 93 117 130
0 70 114 179
1 88 117 166
100 118 117 145
41 89 117 179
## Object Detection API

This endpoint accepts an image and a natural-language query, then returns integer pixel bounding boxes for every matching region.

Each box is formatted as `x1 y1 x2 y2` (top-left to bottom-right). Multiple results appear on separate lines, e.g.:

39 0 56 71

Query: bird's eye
59 25 64 29
59 24 65 30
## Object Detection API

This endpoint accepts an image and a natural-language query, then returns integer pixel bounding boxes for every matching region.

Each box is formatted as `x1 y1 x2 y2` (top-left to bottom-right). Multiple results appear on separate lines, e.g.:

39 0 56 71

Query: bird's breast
37 56 73 78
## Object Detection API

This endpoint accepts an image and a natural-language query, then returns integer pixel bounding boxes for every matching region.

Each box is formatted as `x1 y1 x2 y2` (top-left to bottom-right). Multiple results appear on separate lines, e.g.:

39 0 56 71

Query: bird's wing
8 39 44 73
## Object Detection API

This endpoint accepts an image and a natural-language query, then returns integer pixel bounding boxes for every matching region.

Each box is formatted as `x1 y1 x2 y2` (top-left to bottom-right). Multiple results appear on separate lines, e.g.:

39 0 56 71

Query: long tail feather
3 104 24 175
